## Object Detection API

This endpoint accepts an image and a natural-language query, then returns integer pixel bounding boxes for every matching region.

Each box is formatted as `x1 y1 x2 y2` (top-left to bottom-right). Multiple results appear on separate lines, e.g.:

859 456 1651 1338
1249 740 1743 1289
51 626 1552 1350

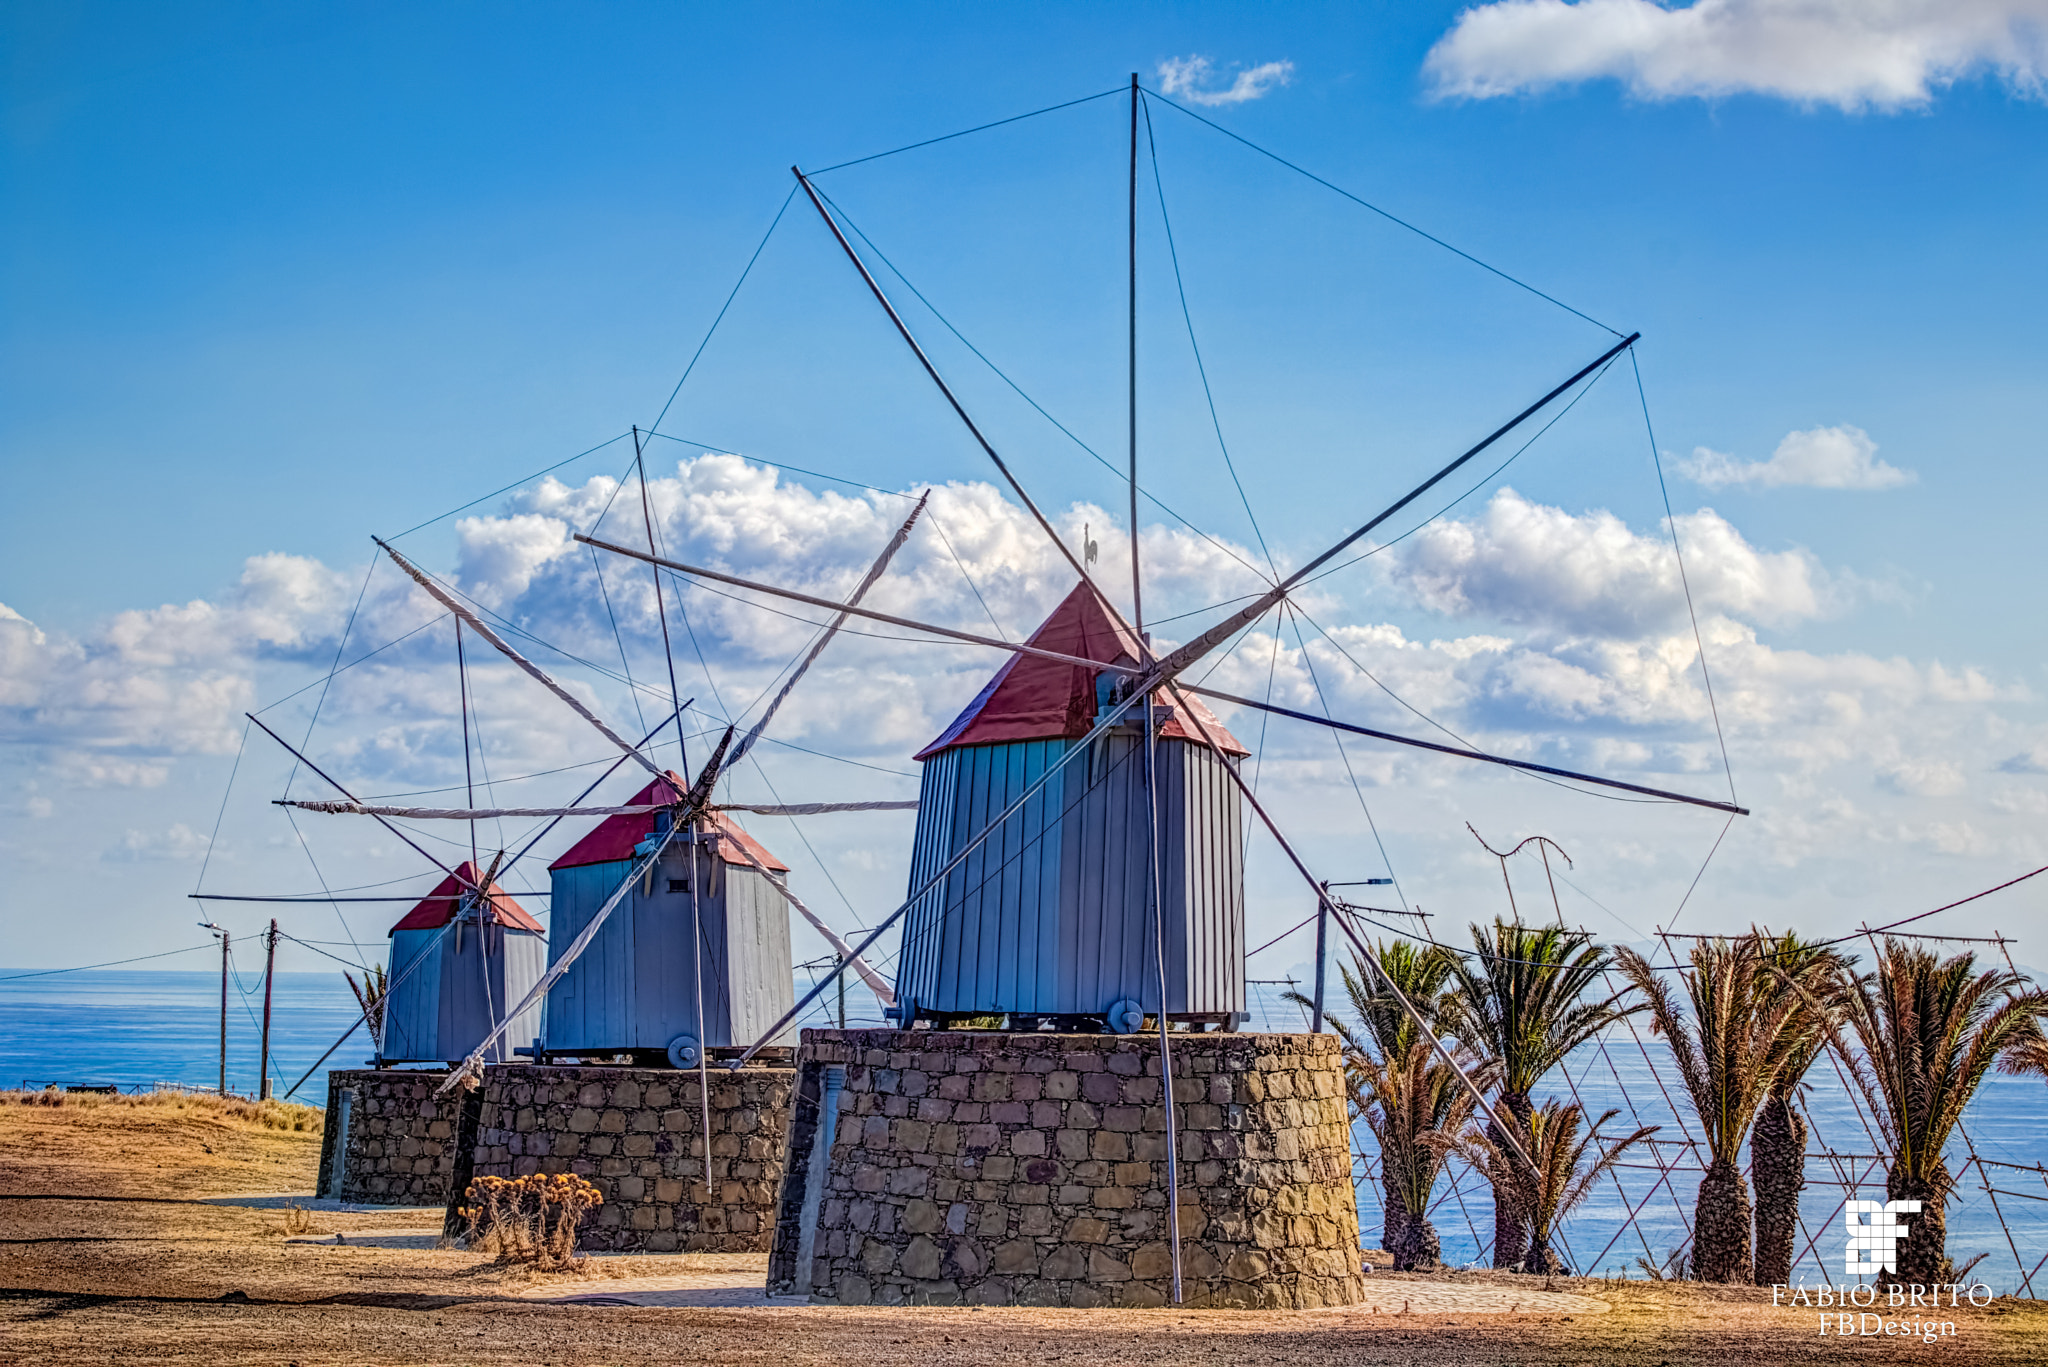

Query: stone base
768 1029 1364 1309
319 1069 465 1206
468 1063 794 1252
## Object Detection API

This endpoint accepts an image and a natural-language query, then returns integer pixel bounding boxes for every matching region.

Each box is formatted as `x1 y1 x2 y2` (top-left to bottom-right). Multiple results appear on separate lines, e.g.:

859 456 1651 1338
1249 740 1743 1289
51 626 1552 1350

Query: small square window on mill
666 878 689 895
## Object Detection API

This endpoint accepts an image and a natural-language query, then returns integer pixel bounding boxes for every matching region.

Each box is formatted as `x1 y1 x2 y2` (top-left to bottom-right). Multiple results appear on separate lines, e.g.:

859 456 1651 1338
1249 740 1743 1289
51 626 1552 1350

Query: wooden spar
574 534 1146 677
1133 332 1641 694
192 893 499 903
580 533 1738 818
276 799 919 819
437 825 681 1095
456 618 478 874
373 537 664 778
789 167 1149 662
1131 70 1183 1308
1181 684 1750 816
720 820 896 1006
726 492 929 771
634 427 692 775
244 711 468 885
1157 678 1540 1177
496 706 686 884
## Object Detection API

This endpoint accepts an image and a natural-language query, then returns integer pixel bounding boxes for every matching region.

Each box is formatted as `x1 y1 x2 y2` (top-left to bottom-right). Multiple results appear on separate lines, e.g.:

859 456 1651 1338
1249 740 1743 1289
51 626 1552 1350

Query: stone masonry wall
770 1029 1363 1310
321 1069 464 1206
469 1064 794 1252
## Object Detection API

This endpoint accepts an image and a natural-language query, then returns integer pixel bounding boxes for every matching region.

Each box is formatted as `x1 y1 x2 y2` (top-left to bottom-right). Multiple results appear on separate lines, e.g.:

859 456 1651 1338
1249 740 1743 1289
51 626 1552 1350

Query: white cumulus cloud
1424 0 2048 111
1387 487 1837 636
1157 56 1297 106
1677 425 1914 490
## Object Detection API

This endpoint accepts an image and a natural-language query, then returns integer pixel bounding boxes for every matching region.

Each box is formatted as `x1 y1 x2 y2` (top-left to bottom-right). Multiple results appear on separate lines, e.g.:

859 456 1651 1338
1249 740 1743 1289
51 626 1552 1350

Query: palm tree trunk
1752 1092 1806 1286
1690 1156 1754 1283
1525 1234 1564 1275
1886 1167 1949 1287
1381 1176 1407 1264
1489 1092 1532 1270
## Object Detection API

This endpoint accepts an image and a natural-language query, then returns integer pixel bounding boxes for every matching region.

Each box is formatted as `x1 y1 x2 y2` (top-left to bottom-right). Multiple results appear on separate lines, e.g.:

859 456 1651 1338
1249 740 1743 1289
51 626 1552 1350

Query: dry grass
4 1086 323 1133
5 1097 2047 1365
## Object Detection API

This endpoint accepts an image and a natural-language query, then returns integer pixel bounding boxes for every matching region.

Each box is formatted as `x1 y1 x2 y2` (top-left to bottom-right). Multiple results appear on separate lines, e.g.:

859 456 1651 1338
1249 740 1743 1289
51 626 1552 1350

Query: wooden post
836 955 847 1029
218 930 230 1095
1311 883 1329 1035
259 919 278 1100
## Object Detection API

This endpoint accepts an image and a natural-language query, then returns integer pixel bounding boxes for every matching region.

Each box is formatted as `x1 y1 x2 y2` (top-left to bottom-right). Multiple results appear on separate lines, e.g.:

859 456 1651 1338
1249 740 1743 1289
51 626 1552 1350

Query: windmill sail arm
282 800 671 820
374 537 664 778
717 801 919 816
1140 334 1640 690
575 535 1144 679
727 493 928 771
714 826 896 1008
1156 677 1538 1178
1179 685 1748 817
278 798 920 819
436 825 678 1096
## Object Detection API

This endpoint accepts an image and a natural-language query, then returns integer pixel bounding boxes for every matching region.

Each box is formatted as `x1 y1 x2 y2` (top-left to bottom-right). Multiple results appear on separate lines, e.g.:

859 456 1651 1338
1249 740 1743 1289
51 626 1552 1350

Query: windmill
573 77 1749 1303
274 487 926 1096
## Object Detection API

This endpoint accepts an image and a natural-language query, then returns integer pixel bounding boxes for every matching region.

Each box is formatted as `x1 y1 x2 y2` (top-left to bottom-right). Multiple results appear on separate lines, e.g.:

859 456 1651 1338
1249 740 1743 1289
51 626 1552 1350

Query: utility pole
836 954 847 1029
258 918 279 1101
200 922 229 1094
1314 880 1393 1032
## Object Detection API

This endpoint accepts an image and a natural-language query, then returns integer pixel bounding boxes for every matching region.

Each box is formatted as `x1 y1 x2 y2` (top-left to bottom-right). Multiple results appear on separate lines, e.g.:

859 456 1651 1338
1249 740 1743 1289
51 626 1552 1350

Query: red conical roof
915 582 1248 761
388 860 543 934
547 771 791 873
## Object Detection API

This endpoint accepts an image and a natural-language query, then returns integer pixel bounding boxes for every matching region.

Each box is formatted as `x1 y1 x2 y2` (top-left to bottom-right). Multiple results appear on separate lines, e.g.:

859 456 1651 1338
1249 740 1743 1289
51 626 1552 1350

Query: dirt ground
1 1090 2041 1366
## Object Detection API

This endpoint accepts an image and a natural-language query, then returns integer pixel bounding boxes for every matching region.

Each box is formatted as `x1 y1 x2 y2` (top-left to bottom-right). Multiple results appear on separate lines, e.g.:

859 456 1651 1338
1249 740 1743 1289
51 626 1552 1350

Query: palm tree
1445 920 1641 1270
1751 931 1850 1287
1616 936 1832 1283
1314 942 1488 1269
346 963 389 1055
1831 940 2047 1285
1443 1098 1657 1275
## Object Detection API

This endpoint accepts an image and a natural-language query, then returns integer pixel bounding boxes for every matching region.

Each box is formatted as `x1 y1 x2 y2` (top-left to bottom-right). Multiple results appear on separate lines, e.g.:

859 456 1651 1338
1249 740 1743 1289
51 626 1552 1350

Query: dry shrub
4 1088 323 1133
458 1174 603 1271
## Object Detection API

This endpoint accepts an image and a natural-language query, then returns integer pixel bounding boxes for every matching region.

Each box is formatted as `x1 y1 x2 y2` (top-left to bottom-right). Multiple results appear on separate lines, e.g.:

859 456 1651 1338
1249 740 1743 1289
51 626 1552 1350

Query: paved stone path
516 1274 1609 1315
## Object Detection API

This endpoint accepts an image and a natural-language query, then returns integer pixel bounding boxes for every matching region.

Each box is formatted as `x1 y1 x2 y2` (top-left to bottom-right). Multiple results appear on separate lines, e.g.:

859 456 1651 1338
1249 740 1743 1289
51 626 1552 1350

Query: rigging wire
590 543 649 736
1632 350 1738 808
924 506 1009 641
1663 813 1737 938
1140 83 1623 338
252 615 446 717
645 188 799 440
809 86 1125 176
387 432 634 543
1291 352 1624 592
1287 607 1412 914
812 187 1275 591
1139 91 1277 577
193 718 251 897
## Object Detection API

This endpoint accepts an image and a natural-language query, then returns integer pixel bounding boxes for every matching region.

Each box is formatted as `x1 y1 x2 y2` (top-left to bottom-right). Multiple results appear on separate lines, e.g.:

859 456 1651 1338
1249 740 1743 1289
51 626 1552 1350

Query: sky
5 1 2048 988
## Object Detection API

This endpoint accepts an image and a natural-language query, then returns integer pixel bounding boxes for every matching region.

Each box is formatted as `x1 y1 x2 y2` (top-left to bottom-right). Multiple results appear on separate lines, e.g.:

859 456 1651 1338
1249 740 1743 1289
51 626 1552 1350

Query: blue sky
5 1 2048 976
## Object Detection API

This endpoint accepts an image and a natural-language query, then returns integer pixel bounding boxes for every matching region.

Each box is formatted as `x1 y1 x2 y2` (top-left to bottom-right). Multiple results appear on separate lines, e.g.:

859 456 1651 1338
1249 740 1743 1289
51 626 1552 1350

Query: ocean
4 969 2043 1292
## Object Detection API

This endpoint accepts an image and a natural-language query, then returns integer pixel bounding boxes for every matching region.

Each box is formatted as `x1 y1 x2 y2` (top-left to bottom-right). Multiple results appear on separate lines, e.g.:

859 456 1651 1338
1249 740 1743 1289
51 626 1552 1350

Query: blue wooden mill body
894 583 1251 1028
538 775 797 1063
380 861 546 1065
